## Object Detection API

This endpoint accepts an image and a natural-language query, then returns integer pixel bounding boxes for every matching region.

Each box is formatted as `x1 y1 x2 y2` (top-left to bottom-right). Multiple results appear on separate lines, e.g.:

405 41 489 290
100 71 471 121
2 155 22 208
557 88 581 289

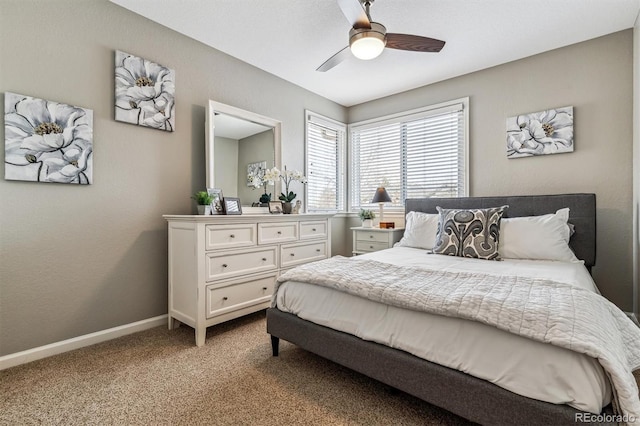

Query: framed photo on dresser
269 201 283 214
207 188 224 214
223 197 242 215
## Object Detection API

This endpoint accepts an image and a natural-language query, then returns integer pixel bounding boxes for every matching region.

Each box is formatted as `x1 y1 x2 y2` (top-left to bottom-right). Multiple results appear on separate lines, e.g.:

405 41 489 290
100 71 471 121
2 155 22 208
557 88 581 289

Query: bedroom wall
0 0 347 356
634 19 640 319
237 131 274 205
213 137 239 197
349 30 634 310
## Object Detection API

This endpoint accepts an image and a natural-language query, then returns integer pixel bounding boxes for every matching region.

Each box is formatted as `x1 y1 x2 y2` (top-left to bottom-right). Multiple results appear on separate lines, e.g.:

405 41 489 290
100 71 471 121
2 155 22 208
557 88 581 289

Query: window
349 98 468 210
305 111 347 212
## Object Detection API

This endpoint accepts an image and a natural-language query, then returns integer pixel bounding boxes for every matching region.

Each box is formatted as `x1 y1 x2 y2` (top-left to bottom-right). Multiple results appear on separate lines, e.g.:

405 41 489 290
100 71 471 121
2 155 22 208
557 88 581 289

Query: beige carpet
0 311 472 425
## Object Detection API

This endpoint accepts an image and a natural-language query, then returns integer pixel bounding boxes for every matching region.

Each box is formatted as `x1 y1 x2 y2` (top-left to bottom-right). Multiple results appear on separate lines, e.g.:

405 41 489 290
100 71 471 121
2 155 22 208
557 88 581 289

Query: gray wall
350 30 634 310
634 21 639 318
0 0 346 356
238 130 275 205
213 136 239 197
213 130 274 205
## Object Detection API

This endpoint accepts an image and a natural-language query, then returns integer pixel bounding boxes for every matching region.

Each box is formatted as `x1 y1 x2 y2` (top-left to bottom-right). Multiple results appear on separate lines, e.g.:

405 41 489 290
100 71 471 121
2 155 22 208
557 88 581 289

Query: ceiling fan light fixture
349 22 386 60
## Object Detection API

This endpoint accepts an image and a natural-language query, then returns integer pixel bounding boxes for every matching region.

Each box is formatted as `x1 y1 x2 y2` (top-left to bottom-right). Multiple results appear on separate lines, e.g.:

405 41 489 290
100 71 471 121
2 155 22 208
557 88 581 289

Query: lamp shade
371 187 392 203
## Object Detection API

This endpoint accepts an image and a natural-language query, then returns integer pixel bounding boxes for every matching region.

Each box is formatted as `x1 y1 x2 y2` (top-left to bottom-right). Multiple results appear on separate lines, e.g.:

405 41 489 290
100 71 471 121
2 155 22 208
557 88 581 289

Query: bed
266 194 640 425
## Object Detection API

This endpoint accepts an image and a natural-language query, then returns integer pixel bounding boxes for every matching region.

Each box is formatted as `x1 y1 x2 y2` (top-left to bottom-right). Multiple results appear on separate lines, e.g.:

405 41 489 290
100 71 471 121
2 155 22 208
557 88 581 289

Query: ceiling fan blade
316 46 351 72
337 0 371 29
386 33 445 52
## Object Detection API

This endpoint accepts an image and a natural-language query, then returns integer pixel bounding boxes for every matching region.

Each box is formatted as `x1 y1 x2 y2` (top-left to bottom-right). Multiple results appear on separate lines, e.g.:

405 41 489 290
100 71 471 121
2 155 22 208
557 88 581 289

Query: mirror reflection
206 101 281 207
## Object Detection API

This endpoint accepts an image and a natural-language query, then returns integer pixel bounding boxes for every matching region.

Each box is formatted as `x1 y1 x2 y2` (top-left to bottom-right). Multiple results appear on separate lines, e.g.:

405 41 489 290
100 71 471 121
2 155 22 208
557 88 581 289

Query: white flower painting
4 92 93 184
247 161 267 187
115 50 175 131
506 106 574 158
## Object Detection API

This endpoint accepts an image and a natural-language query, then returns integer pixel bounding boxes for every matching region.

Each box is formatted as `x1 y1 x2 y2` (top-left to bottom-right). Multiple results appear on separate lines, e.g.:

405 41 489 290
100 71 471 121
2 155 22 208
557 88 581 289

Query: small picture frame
268 201 283 214
223 197 242 215
207 188 224 215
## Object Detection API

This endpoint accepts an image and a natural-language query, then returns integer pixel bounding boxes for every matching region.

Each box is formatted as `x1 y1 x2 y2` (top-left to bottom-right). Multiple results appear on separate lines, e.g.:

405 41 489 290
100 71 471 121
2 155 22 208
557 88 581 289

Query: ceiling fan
317 0 446 72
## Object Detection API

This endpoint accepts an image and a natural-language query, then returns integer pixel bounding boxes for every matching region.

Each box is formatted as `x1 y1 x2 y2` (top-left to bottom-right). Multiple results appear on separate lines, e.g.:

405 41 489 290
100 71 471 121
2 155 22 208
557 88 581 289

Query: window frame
347 97 469 213
304 110 347 213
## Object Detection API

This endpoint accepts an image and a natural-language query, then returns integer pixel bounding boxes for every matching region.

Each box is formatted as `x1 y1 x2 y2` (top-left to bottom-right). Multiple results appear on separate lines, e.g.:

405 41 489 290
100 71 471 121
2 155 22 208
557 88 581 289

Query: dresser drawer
205 246 277 281
205 224 256 250
355 240 389 253
299 220 328 240
356 230 389 243
258 222 298 244
280 241 327 268
206 274 276 318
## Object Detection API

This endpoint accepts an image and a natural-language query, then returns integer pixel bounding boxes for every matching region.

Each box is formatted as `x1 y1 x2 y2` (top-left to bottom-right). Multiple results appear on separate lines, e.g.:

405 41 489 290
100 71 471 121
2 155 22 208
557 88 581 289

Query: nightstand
351 226 405 255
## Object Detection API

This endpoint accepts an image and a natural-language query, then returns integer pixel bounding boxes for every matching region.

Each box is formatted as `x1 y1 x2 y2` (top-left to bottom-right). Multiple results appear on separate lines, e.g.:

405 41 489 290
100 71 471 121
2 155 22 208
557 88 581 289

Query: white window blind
350 99 468 210
305 111 346 212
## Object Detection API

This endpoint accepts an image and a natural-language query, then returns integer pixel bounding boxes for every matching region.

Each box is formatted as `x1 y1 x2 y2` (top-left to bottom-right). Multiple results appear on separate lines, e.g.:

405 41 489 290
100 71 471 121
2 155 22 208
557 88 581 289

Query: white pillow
395 211 439 250
499 208 578 262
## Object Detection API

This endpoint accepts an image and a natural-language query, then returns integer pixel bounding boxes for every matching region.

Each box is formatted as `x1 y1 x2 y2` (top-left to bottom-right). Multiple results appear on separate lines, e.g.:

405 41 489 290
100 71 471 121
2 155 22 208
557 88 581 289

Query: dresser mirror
205 100 281 207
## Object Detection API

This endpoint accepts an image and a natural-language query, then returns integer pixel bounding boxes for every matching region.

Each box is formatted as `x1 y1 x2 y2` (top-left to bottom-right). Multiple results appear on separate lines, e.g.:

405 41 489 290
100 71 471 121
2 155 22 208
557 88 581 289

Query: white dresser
164 213 333 346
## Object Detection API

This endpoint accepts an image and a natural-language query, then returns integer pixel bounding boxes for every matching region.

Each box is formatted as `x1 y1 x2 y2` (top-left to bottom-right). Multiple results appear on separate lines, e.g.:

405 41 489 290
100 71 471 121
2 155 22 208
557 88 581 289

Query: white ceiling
110 0 640 107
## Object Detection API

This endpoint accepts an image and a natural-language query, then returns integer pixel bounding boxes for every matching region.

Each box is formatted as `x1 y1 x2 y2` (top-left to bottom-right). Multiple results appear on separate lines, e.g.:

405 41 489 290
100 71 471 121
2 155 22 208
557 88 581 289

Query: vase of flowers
264 166 307 214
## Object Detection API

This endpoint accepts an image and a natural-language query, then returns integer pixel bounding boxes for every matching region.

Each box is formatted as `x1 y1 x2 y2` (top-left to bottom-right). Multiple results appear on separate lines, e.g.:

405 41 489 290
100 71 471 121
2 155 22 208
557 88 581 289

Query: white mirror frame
205 100 282 201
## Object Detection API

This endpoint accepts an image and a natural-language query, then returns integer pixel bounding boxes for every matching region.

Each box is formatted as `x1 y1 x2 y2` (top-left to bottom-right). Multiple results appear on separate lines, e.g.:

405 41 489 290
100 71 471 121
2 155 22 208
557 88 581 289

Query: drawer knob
223 297 228 301
369 235 374 239
316 249 321 252
230 234 235 238
262 287 268 291
370 245 374 249
222 264 228 268
262 257 267 261
277 231 282 234
312 228 316 232
290 253 295 257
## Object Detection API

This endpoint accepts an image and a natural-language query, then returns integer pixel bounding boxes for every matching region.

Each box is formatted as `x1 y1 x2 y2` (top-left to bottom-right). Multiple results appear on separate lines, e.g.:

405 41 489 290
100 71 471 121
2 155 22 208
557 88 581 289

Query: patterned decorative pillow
433 205 508 260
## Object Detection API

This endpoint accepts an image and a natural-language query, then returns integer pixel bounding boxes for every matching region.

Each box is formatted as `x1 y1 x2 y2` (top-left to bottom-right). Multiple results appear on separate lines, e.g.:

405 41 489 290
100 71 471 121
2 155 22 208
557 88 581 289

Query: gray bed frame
267 193 614 425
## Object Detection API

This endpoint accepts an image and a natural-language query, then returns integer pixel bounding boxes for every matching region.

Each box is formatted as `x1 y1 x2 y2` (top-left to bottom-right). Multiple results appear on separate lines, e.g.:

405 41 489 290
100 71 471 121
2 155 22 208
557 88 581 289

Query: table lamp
371 187 392 224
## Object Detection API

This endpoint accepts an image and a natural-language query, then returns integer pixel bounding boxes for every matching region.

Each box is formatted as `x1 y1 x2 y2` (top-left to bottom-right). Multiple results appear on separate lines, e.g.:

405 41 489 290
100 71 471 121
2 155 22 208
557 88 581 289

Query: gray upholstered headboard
405 193 596 269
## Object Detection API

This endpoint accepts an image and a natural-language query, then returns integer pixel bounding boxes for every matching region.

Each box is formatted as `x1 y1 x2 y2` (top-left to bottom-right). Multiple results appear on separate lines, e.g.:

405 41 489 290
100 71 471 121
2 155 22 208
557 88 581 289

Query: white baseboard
0 314 168 371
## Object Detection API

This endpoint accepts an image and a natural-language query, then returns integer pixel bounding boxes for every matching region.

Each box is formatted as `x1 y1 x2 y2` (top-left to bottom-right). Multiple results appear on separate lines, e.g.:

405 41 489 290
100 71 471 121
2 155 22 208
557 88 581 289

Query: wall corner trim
0 315 168 371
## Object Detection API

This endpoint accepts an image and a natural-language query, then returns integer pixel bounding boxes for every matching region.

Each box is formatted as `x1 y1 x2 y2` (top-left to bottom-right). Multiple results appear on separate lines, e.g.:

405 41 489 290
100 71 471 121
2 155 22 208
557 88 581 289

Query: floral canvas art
247 161 267 187
506 106 573 158
4 92 93 184
115 50 175 131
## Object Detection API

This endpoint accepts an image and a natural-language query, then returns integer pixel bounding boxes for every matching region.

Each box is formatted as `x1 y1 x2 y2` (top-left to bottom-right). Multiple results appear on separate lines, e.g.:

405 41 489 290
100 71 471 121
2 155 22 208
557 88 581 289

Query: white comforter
274 247 640 421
